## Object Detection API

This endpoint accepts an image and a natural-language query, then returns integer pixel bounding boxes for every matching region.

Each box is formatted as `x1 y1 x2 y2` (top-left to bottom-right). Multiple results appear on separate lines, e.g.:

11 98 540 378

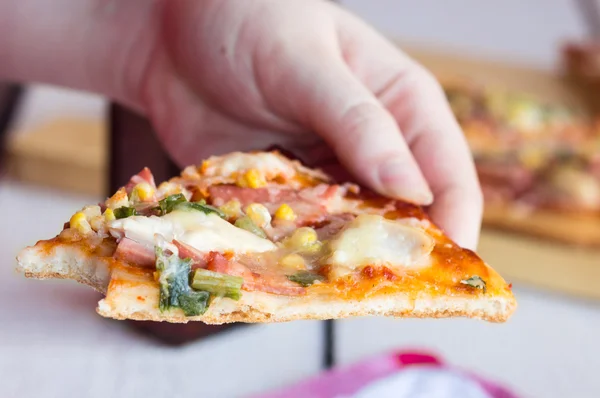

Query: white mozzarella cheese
203 152 295 179
326 214 435 274
109 210 276 253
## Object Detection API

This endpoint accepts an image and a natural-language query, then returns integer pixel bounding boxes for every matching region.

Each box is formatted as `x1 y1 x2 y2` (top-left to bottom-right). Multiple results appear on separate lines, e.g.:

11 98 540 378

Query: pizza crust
17 244 110 293
17 240 517 324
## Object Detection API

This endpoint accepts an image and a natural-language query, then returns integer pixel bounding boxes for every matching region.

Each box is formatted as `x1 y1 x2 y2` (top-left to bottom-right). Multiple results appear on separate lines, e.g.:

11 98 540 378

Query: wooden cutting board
5 118 106 197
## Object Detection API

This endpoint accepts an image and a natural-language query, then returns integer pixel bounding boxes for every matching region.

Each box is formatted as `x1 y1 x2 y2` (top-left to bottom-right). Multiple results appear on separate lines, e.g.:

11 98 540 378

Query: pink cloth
253 351 519 398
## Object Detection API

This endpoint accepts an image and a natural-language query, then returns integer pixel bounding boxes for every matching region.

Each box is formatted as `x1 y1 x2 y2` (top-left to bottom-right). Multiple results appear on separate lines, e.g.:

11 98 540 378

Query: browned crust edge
98 302 515 325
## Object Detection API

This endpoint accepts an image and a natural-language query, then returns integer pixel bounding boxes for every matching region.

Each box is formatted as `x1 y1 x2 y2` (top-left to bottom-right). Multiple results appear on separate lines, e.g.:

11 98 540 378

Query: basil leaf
114 206 137 219
175 201 225 218
287 271 325 287
158 193 187 215
460 275 487 293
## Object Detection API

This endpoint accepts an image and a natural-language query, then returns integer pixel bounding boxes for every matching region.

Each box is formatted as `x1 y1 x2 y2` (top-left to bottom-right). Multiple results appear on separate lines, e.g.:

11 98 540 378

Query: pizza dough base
17 242 517 324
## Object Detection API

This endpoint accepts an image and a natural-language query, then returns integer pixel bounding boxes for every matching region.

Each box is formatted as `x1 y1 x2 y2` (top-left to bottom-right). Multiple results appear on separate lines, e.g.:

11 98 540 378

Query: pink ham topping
207 252 306 296
124 167 157 201
114 238 155 268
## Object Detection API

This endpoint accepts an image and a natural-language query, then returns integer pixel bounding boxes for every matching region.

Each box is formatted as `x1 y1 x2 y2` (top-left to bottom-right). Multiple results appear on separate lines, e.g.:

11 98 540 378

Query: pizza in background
442 78 600 245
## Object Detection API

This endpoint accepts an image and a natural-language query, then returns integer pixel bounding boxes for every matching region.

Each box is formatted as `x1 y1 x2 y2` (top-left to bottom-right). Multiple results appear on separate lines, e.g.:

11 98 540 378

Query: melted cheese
325 214 435 275
109 210 276 253
203 152 295 179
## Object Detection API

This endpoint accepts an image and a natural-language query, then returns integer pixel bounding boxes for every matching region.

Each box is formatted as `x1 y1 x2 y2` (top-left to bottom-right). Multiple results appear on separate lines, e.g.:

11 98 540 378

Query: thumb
301 60 433 205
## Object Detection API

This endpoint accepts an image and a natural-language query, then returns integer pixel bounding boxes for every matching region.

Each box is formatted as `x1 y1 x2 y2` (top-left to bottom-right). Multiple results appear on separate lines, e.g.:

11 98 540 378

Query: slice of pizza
441 78 600 245
17 151 516 323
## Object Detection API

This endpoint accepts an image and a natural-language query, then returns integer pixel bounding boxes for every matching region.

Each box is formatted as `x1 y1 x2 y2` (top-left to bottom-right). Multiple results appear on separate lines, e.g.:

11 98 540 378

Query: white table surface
4 2 600 397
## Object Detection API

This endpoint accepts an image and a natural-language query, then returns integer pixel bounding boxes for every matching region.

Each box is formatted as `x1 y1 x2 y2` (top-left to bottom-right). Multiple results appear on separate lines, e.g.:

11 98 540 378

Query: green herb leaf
158 193 187 215
287 271 325 287
114 206 137 219
460 275 487 293
174 201 226 218
234 216 266 238
191 269 244 300
155 246 209 316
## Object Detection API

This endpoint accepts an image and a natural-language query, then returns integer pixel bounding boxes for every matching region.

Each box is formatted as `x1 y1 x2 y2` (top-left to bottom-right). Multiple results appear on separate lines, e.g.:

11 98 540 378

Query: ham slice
476 161 535 202
208 185 298 207
207 252 305 296
173 240 209 269
208 184 340 226
125 167 157 199
114 238 155 267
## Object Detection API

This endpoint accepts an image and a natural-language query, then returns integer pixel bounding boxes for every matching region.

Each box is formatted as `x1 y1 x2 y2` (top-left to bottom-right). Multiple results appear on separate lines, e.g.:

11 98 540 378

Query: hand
0 0 482 249
138 0 482 249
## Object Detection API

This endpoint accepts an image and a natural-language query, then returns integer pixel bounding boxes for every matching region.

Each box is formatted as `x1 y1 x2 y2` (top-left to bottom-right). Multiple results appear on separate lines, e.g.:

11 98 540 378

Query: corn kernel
132 182 155 201
70 212 92 235
106 188 129 209
303 240 324 254
519 147 546 169
245 203 272 228
89 215 104 232
81 205 101 219
279 253 306 271
219 199 243 219
104 208 116 222
288 227 318 248
200 160 210 174
237 168 267 189
274 203 296 221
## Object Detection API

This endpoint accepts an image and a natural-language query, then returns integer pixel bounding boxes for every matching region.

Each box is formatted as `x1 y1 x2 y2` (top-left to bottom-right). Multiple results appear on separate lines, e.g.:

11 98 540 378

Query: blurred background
2 1 600 397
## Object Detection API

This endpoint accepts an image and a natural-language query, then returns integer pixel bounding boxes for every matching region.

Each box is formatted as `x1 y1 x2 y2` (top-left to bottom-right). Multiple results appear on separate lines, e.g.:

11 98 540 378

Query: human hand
137 0 482 249
0 0 482 249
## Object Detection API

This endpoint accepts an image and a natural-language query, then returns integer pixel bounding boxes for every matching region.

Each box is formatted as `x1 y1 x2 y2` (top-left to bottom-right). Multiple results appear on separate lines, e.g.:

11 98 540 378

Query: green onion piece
174 201 226 218
178 290 210 316
114 206 137 219
155 246 210 316
191 269 244 300
287 271 325 287
234 216 267 238
158 193 187 215
460 275 487 293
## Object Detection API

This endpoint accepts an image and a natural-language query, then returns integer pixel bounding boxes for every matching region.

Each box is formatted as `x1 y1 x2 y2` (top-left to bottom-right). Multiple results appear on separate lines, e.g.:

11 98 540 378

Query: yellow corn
69 212 92 235
237 168 267 189
132 182 155 201
288 227 318 248
303 240 324 254
200 160 210 174
279 253 306 271
157 182 182 197
89 216 104 232
219 199 243 219
245 203 272 228
81 205 101 219
274 203 296 221
104 208 116 222
106 188 129 209
519 147 546 170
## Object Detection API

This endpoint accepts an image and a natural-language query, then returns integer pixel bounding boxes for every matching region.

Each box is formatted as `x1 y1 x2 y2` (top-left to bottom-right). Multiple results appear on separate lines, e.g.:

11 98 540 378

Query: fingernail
378 158 434 205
